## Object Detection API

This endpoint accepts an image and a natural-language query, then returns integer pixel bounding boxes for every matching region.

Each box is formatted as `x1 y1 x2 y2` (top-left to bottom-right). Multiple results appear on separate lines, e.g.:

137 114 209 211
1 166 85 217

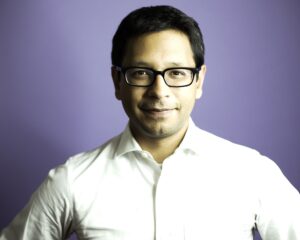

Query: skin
112 29 206 163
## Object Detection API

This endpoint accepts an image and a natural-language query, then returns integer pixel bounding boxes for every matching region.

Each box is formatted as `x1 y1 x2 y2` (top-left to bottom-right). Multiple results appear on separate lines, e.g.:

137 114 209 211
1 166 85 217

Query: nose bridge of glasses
152 69 168 84
147 69 169 90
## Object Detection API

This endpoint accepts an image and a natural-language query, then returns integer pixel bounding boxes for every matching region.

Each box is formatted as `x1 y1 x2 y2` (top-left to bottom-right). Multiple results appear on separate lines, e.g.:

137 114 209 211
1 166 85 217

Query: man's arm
255 158 300 239
0 166 74 240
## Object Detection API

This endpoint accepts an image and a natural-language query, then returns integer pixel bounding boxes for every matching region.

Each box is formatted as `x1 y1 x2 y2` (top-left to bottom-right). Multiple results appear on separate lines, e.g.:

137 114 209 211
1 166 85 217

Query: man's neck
132 125 188 164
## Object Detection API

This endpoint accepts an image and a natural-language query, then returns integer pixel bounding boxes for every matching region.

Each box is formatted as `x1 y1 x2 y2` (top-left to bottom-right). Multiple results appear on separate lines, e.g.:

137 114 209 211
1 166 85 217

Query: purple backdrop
0 1 299 239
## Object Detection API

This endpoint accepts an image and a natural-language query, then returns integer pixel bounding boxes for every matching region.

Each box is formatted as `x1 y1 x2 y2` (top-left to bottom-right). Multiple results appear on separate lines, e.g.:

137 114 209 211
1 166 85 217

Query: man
1 5 299 240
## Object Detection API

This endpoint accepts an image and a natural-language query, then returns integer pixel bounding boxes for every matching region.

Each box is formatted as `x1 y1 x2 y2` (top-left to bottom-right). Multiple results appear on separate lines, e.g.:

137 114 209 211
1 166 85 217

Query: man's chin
139 123 178 139
129 118 183 140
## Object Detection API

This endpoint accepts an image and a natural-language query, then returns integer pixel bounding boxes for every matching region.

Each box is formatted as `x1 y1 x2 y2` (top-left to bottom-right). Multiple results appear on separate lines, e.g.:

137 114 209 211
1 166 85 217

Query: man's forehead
122 30 194 67
126 29 188 44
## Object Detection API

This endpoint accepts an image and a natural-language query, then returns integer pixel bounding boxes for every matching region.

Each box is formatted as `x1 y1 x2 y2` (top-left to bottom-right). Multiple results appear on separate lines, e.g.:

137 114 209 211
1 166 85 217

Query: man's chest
73 160 257 240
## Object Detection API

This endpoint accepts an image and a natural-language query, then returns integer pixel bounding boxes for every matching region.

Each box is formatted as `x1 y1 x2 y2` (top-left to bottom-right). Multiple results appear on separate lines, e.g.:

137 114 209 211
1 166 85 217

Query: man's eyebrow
168 62 186 67
129 61 150 67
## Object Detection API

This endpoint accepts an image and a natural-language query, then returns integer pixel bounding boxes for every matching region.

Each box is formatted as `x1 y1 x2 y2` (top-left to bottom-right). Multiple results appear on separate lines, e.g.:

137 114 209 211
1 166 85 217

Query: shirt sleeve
0 165 74 240
255 157 300 240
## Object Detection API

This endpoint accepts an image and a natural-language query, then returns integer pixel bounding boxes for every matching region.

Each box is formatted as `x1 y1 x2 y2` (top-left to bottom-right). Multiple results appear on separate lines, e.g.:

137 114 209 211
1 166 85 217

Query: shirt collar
114 124 143 158
176 118 203 155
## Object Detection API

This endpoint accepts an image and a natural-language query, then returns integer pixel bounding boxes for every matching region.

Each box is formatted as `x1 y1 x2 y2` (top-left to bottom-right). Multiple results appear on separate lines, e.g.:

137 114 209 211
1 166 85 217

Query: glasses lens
165 69 194 86
125 68 153 86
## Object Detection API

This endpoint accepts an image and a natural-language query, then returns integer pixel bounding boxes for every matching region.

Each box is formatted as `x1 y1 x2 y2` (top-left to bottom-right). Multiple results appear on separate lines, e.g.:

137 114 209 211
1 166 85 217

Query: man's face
112 29 206 141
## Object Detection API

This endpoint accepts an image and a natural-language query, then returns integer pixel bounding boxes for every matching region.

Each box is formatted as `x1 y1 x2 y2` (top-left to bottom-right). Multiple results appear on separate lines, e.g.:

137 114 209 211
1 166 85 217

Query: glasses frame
114 66 200 87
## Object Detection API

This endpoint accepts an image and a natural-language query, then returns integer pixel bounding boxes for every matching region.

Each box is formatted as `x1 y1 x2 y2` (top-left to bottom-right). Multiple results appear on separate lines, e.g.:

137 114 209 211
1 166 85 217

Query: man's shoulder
190 124 276 170
190 125 287 186
64 132 122 171
192 125 259 156
37 132 124 200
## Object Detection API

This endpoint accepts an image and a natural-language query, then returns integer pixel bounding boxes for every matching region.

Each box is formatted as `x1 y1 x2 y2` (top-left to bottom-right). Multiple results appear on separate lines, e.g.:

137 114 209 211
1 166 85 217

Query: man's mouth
143 108 173 112
140 107 177 118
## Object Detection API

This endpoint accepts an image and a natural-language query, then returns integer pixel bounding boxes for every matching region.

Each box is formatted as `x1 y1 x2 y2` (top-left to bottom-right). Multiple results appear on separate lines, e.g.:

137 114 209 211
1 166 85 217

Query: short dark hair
111 5 205 68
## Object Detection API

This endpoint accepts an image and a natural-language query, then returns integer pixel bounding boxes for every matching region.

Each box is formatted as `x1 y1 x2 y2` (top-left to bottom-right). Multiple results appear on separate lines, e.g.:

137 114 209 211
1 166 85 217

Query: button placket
155 155 186 240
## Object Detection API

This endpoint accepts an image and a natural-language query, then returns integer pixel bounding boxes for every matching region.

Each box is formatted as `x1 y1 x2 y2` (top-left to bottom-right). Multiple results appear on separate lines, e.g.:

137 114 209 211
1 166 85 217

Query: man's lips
142 108 175 112
140 106 177 118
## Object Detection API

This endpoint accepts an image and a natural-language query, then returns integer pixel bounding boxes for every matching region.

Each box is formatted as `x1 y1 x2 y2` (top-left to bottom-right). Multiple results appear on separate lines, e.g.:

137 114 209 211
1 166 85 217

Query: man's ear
111 66 122 100
195 64 206 99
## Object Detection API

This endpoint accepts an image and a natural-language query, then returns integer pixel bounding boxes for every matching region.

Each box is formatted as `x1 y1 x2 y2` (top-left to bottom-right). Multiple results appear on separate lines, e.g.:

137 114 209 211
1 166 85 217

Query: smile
141 108 176 118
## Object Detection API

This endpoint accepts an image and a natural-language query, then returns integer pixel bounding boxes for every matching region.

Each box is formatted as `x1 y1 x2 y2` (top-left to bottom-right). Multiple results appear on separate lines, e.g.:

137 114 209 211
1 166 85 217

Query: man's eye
135 70 148 75
130 70 151 78
173 71 182 75
169 70 187 76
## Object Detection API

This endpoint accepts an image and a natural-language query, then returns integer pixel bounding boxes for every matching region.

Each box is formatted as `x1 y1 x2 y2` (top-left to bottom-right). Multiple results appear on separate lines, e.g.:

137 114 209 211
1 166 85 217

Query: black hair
111 5 205 68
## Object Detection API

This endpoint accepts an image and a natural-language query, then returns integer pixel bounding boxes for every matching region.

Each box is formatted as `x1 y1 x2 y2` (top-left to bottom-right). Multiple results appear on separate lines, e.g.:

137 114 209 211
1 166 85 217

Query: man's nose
146 74 171 98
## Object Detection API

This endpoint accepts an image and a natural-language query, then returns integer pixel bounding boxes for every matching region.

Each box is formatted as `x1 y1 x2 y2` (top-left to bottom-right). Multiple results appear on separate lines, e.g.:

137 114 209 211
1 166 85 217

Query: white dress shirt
1 120 300 240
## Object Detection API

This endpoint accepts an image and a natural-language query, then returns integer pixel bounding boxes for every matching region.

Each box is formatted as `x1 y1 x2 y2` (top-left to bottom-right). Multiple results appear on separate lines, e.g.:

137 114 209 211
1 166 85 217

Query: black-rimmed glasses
114 66 200 87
